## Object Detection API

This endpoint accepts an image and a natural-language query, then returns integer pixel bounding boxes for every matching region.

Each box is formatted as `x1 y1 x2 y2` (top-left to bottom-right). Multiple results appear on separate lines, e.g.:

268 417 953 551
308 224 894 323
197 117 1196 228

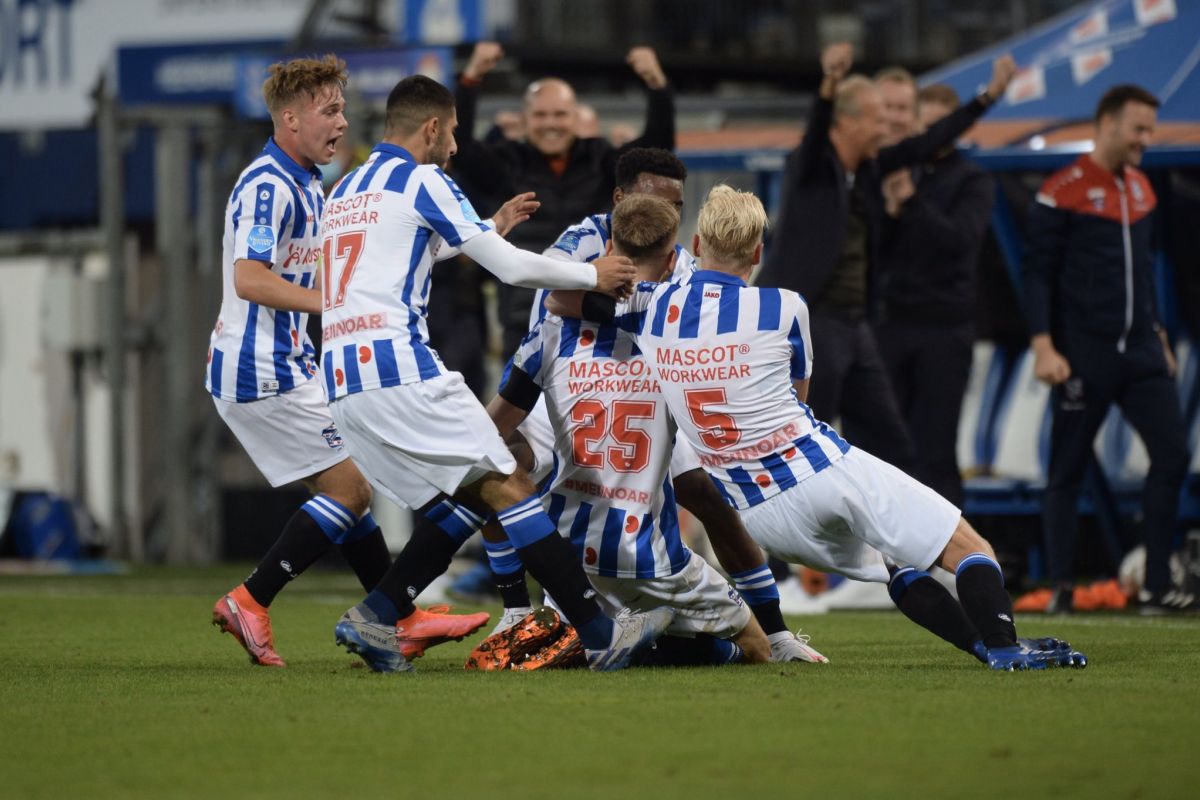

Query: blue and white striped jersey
615 269 849 510
529 212 697 329
207 138 324 402
319 143 492 401
505 315 690 579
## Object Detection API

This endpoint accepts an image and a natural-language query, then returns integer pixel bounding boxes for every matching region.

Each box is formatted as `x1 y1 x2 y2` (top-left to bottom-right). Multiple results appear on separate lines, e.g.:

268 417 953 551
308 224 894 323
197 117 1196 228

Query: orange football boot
464 606 563 670
212 584 285 667
395 604 490 659
513 625 586 671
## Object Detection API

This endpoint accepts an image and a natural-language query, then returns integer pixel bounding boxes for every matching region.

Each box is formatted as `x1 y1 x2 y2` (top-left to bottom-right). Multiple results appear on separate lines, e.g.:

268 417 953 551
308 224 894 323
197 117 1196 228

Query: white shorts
330 373 517 509
548 551 752 639
213 378 347 487
518 399 704 486
739 447 960 583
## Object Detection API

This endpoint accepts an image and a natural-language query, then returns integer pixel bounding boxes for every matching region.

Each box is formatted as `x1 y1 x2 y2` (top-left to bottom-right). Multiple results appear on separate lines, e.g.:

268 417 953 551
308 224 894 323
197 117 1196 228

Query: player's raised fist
627 47 668 90
987 54 1018 101
820 42 853 81
464 42 504 82
592 255 638 298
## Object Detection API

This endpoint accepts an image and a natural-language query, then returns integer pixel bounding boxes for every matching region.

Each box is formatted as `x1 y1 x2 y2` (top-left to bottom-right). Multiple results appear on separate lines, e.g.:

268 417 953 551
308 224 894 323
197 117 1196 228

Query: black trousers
876 320 974 507
1043 333 1188 594
806 311 914 472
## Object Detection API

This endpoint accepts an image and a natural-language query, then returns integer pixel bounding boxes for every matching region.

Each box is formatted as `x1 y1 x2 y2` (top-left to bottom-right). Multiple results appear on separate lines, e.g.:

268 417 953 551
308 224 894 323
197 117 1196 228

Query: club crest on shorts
322 424 344 449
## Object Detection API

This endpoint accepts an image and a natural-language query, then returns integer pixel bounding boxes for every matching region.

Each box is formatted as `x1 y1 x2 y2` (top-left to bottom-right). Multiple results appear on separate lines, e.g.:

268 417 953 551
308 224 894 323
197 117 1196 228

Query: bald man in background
452 42 676 357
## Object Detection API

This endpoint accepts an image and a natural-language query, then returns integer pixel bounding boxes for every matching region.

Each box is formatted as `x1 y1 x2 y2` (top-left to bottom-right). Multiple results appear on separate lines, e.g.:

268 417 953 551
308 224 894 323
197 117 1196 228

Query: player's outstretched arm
461 230 635 294
233 259 322 314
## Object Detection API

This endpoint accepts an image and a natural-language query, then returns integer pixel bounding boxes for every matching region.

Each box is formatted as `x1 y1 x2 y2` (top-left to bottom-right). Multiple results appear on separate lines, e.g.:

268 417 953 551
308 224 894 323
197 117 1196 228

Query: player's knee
939 518 995 570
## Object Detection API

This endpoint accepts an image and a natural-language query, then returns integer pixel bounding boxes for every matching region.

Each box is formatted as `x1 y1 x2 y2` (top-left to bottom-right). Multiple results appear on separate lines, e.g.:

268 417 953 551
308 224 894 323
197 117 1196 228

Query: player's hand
627 47 668 90
464 42 504 82
986 54 1018 101
491 192 540 237
820 42 853 81
592 255 637 299
1032 340 1071 385
882 169 915 217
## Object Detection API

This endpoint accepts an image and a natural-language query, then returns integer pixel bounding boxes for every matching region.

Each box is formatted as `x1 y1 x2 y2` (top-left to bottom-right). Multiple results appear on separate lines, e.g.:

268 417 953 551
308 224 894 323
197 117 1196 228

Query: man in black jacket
1024 84 1191 615
876 83 996 507
452 41 676 357
757 43 1014 471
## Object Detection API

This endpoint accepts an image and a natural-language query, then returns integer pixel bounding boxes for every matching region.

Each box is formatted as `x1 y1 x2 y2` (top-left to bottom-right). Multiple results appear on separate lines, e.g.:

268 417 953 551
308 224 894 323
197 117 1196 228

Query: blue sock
575 614 615 649
360 589 400 626
731 563 786 635
484 537 529 607
300 495 357 543
496 497 556 547
631 634 743 667
425 498 486 544
484 537 525 575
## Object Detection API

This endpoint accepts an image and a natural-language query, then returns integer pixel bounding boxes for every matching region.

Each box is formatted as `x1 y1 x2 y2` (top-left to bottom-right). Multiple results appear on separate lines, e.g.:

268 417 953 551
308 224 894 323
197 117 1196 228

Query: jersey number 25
571 399 654 473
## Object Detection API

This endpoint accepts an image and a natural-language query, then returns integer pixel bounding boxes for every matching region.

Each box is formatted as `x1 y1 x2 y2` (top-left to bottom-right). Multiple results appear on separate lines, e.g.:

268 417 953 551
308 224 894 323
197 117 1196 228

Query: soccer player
553 186 1086 671
484 148 824 662
320 74 672 673
207 55 396 668
481 194 795 669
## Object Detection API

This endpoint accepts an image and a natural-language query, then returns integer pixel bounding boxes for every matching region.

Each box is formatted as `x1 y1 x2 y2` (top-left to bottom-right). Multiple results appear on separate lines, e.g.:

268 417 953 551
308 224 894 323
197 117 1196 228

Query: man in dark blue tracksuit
1024 85 1191 614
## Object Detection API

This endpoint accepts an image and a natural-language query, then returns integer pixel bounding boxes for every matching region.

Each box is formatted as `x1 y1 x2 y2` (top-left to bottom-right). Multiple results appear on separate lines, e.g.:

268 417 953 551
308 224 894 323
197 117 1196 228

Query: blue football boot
983 640 1054 671
1019 636 1088 668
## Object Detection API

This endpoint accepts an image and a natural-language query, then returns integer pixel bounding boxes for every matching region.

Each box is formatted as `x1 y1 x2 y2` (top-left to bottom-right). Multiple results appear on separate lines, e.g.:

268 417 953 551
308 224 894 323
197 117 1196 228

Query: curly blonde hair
262 54 348 116
696 185 767 268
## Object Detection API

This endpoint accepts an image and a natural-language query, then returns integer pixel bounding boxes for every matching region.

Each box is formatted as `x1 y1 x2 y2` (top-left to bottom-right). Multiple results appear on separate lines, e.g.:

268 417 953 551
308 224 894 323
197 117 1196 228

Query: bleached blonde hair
696 184 768 268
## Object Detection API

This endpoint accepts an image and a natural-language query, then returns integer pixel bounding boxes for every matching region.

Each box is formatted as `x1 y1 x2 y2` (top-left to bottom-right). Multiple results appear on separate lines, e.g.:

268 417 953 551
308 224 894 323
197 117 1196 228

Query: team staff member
877 83 996 507
757 43 1015 469
1025 85 1191 615
451 41 676 358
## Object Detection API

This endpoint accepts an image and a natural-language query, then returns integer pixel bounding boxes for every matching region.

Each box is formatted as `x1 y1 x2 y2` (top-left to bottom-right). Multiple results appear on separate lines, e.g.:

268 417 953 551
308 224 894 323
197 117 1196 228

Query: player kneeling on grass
465 194 814 670
551 186 1087 671
471 149 824 665
319 75 675 673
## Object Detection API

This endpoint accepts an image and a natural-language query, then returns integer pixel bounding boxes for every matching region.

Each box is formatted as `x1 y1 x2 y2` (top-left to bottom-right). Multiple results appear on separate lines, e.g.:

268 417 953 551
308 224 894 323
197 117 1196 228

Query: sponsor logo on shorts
322 425 344 449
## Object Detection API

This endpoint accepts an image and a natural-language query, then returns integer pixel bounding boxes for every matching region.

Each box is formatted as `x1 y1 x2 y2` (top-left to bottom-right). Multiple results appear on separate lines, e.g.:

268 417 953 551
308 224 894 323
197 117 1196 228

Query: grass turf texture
1 566 1198 799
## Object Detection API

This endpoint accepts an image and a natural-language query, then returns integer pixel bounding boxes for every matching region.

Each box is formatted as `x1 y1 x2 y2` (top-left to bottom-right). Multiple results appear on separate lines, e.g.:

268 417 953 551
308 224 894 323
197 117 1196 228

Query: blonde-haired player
553 185 1086 670
480 194 786 668
208 55 399 667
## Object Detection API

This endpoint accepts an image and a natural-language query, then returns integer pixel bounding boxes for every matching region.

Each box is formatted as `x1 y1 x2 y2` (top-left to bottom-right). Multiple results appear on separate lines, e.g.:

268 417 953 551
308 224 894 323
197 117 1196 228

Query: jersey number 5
684 388 742 450
322 230 366 310
571 399 654 473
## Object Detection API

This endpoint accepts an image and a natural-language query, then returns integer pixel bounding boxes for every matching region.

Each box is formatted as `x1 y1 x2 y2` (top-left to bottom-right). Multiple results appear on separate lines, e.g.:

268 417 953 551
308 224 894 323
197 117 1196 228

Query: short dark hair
917 83 960 110
385 75 455 136
615 148 688 190
1094 84 1159 122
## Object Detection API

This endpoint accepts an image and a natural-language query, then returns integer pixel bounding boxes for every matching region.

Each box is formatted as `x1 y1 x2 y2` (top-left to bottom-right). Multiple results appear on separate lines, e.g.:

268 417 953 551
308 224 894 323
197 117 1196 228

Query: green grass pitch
2 565 1198 799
